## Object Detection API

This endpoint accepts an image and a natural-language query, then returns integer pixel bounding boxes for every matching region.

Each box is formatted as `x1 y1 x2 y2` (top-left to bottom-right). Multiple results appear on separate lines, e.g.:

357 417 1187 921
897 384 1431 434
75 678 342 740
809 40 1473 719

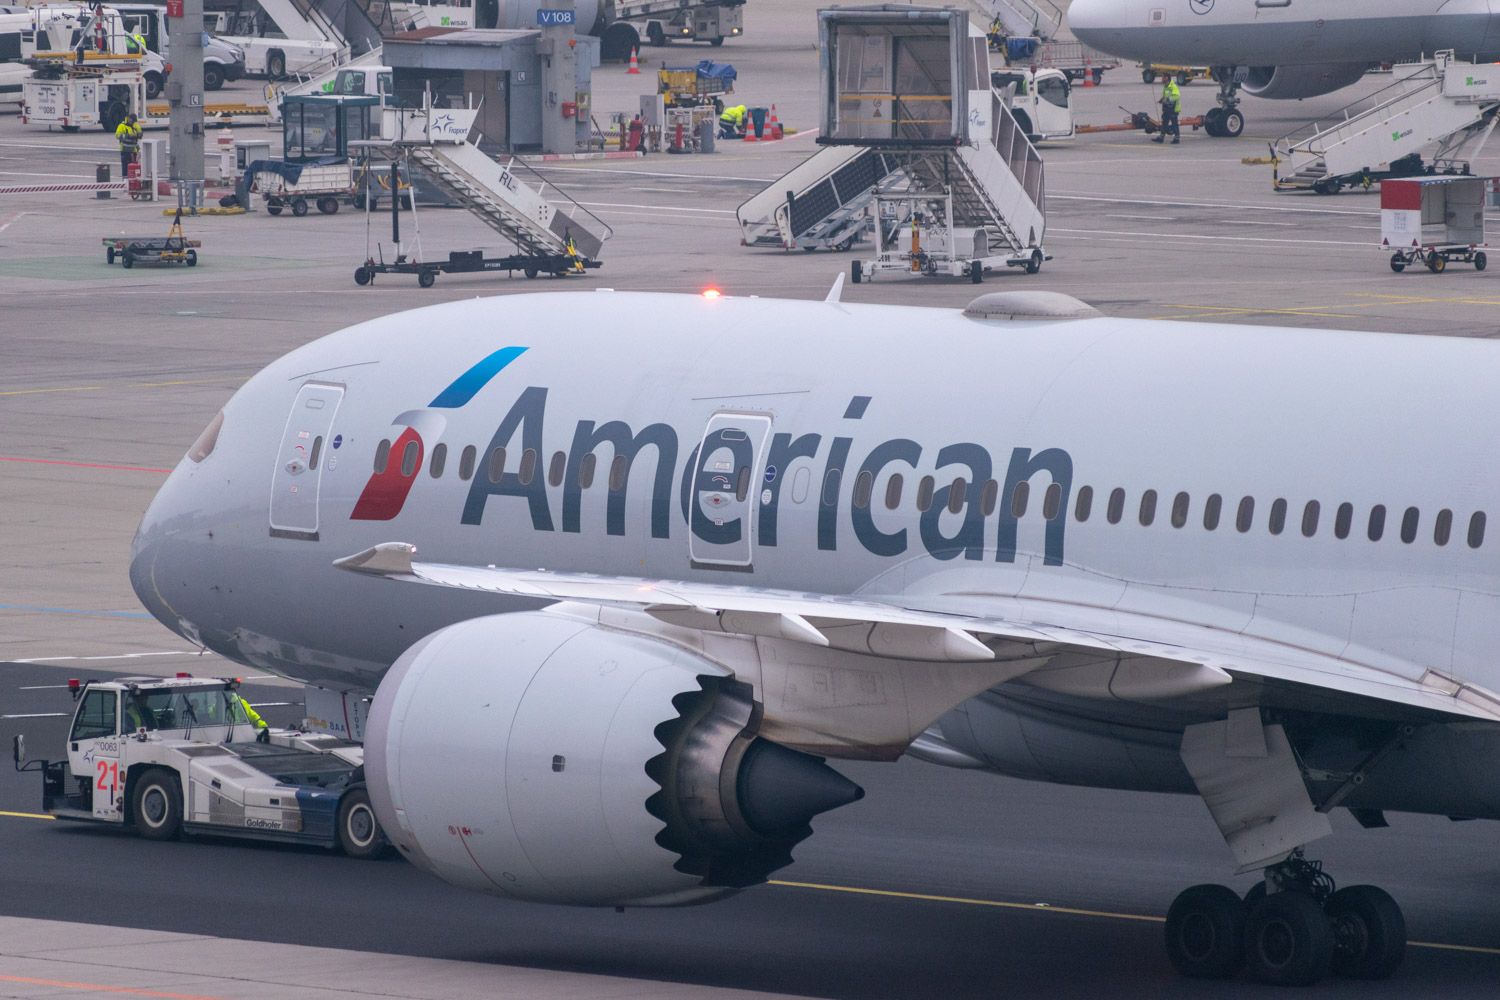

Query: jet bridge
1271 51 1500 194
736 5 1047 277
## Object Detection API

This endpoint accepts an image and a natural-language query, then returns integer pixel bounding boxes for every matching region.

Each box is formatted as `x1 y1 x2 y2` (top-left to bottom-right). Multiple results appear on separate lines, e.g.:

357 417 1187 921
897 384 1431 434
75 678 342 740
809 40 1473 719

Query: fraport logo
1392 127 1413 141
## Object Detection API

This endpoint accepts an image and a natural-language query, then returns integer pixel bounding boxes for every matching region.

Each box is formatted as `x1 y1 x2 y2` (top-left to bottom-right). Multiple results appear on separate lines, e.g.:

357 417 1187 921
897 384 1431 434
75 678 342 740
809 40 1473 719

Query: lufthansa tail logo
1189 0 1214 14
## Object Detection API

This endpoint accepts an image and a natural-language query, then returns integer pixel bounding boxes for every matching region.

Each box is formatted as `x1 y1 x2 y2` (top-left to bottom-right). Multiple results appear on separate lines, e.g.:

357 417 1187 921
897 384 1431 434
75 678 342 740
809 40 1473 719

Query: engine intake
1241 63 1370 100
364 612 861 907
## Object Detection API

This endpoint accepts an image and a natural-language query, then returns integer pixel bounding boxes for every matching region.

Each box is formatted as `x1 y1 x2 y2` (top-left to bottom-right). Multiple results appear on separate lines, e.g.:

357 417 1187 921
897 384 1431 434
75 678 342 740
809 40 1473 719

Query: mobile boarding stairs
353 105 611 286
1270 51 1500 194
736 6 1047 281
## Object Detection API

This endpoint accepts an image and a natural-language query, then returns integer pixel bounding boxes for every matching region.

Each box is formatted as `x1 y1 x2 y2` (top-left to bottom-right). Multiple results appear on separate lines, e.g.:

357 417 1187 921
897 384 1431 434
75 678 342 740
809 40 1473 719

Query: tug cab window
71 690 118 741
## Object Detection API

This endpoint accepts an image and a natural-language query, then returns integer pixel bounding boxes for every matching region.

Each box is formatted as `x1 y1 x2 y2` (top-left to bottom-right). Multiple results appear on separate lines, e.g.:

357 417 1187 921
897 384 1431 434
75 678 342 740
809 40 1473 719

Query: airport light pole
166 0 205 197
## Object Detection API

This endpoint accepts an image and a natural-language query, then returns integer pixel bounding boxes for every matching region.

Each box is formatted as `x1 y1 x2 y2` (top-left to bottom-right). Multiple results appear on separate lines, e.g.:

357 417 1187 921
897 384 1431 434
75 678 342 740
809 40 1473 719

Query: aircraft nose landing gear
1203 67 1246 138
1165 849 1407 986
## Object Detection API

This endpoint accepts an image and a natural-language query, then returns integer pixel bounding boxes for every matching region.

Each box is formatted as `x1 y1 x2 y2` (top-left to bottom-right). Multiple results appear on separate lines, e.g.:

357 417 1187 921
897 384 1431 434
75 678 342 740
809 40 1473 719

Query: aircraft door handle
1254 0 1291 7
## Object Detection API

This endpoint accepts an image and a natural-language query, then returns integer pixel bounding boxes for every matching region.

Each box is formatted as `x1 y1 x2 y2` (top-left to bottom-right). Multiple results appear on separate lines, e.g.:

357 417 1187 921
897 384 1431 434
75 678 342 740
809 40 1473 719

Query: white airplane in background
127 286 1500 988
1069 0 1500 135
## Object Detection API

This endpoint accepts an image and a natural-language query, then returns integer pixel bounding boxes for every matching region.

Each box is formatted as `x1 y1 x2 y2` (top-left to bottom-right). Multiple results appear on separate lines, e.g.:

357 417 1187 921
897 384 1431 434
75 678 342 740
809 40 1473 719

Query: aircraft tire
337 787 385 859
1203 107 1224 137
131 769 182 841
1142 69 1156 84
1326 886 1405 979
1219 108 1245 138
1165 884 1246 979
1243 891 1333 986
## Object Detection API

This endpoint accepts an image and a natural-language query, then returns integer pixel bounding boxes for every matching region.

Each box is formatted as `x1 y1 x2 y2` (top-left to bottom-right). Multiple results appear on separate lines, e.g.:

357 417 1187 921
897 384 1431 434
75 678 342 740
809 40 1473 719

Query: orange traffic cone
766 104 782 140
1082 61 1095 87
627 48 640 74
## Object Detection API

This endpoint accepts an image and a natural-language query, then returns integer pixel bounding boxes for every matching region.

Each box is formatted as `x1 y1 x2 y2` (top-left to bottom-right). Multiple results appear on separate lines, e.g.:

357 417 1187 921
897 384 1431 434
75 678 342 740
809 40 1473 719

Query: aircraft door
269 381 345 540
689 412 772 570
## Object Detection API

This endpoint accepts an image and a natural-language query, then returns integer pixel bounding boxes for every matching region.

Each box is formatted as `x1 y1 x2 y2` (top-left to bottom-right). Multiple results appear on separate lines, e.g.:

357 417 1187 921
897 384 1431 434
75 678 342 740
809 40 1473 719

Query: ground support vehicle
19 51 150 131
620 0 744 48
991 67 1073 142
12 674 384 858
355 246 599 287
1381 174 1489 273
1140 63 1213 85
209 11 345 81
995 38 1117 85
658 59 735 108
851 192 1049 284
103 212 199 267
252 160 354 216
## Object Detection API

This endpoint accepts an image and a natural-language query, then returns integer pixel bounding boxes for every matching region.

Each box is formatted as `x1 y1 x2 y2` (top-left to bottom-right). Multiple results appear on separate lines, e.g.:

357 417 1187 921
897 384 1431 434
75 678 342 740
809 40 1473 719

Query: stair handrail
495 151 615 242
1273 61 1443 154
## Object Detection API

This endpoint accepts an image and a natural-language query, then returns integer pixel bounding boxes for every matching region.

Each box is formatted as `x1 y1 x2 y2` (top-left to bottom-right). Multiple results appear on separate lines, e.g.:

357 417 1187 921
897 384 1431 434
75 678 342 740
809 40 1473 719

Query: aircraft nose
130 469 186 638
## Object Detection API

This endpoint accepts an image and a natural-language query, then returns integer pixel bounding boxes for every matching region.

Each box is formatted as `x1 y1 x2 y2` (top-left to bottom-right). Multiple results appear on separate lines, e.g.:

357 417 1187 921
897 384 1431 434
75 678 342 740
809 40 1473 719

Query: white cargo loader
13 675 384 858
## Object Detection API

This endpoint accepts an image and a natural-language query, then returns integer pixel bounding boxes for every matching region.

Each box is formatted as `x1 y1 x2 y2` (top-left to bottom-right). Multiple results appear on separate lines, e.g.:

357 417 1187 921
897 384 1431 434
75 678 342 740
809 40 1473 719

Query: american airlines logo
358 350 1076 567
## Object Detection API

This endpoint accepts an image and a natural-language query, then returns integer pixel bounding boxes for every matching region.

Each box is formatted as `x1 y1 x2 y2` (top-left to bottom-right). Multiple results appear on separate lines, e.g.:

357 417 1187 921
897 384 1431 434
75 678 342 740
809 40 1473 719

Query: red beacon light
702 288 722 300
67 678 80 692
176 672 192 679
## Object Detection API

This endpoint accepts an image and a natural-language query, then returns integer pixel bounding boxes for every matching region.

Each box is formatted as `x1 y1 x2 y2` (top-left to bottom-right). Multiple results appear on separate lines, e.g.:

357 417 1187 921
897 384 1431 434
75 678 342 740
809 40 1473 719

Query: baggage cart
1381 175 1489 273
250 160 354 217
100 212 199 268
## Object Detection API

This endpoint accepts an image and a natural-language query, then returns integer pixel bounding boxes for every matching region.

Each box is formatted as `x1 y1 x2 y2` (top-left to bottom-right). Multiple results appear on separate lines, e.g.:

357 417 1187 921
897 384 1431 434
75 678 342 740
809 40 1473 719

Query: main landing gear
1202 67 1246 138
1165 849 1406 986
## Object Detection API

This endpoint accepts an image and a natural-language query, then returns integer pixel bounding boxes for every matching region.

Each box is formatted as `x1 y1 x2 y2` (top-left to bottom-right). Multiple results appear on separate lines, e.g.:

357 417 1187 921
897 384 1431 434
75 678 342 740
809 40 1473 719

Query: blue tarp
694 60 736 87
1006 38 1039 61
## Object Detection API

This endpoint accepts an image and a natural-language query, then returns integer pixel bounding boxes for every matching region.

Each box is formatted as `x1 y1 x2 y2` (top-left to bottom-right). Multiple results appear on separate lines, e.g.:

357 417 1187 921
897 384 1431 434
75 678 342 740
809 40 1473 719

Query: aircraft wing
335 542 1500 724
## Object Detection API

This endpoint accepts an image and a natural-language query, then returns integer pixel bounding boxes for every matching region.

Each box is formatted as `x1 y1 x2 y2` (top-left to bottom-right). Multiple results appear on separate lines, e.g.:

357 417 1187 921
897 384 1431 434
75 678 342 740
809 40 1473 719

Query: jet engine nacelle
1241 63 1371 100
364 612 862 907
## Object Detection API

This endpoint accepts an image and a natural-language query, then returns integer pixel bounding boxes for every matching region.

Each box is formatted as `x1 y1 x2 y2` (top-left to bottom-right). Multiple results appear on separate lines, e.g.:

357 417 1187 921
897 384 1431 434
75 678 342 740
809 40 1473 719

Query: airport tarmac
4 0 1500 995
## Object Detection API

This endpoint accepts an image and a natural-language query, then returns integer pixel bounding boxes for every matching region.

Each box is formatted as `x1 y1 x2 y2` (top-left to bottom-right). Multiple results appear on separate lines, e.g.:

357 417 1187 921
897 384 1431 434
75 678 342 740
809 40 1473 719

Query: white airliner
1069 0 1500 135
129 287 1500 987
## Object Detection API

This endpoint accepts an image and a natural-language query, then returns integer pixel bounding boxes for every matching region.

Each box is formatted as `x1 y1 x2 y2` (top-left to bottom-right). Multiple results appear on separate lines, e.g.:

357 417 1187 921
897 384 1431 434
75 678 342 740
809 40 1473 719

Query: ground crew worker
115 113 142 174
125 31 148 56
238 696 268 730
1153 77 1181 144
718 103 747 139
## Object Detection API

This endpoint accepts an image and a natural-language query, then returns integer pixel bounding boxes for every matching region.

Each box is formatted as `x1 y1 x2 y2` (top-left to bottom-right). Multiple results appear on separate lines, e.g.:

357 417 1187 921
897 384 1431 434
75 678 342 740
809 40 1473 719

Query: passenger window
579 452 596 488
459 445 476 481
736 466 751 502
518 449 537 485
548 451 566 487
1044 483 1062 520
822 469 842 507
1107 488 1125 524
1011 481 1029 517
886 473 904 510
1138 489 1157 527
1170 491 1189 528
373 439 391 474
487 447 506 484
1368 505 1386 541
1236 496 1254 533
1268 498 1287 536
917 476 935 512
400 439 419 477
1203 493 1221 531
1401 506 1419 544
1334 502 1352 539
1434 508 1452 546
609 455 628 491
981 479 999 517
948 478 967 515
1301 500 1319 538
429 442 446 478
854 470 874 509
309 436 324 471
1469 512 1487 548
1075 485 1093 522
71 690 117 740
